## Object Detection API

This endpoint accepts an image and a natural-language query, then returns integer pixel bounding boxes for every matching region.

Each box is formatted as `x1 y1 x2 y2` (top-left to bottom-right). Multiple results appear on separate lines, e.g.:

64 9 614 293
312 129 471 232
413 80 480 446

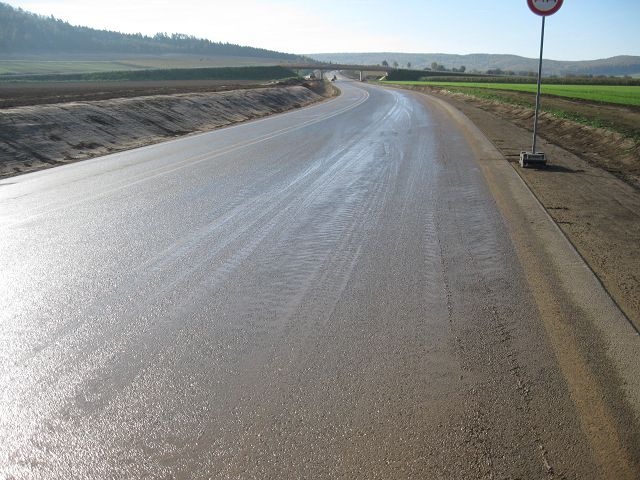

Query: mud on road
2 78 637 333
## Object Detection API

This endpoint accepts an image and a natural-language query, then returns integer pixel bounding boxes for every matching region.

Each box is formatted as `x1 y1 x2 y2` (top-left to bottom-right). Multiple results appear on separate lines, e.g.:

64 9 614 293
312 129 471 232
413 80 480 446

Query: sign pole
520 0 563 168
532 15 545 155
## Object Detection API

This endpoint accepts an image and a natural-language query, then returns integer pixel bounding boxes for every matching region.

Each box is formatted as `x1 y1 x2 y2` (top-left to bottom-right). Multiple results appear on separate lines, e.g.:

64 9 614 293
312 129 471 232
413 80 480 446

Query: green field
386 81 640 107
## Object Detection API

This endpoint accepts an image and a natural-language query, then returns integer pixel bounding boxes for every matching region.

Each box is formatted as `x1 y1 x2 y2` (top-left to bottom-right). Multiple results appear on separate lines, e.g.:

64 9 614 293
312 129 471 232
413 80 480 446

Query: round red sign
527 0 564 16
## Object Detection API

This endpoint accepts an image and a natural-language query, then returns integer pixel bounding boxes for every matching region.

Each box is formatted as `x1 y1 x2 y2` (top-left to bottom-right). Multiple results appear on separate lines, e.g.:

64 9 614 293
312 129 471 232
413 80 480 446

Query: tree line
0 2 301 60
381 59 467 73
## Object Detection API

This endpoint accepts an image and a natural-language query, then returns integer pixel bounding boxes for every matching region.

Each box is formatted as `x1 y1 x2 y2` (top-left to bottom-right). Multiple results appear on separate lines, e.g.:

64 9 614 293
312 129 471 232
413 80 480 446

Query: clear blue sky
6 0 640 60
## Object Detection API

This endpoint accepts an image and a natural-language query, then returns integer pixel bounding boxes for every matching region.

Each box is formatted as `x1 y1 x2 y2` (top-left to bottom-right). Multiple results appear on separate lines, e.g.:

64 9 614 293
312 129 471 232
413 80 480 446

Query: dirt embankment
403 85 640 189
0 82 332 178
398 85 640 331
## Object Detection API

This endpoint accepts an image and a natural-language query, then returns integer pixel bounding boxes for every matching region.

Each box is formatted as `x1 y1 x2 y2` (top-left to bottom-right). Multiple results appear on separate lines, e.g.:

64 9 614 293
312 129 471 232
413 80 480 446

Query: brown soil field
394 84 640 332
0 80 268 108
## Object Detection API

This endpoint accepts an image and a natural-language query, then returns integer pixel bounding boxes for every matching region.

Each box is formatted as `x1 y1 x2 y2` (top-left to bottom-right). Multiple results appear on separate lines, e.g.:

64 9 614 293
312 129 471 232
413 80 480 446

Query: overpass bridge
283 63 392 81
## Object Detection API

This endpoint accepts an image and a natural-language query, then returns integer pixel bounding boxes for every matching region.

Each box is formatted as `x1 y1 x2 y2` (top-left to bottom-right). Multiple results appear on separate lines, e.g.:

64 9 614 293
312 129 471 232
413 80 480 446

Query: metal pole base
520 151 547 168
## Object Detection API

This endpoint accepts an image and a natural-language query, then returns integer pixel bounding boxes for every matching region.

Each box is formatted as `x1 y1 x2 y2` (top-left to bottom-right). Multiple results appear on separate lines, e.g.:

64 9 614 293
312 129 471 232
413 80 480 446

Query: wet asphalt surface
0 80 606 478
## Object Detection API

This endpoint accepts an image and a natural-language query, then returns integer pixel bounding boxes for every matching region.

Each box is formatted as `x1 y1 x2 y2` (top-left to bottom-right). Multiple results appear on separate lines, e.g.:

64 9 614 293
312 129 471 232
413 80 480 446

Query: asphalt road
1 80 638 479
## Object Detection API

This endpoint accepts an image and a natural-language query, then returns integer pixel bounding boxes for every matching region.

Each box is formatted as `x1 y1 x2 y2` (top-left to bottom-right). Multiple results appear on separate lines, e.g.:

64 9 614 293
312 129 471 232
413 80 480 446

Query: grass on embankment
382 81 640 144
385 81 640 107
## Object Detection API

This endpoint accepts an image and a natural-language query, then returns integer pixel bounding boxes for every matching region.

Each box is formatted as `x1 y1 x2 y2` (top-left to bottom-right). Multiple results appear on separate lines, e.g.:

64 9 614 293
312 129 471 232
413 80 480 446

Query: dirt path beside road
400 86 640 331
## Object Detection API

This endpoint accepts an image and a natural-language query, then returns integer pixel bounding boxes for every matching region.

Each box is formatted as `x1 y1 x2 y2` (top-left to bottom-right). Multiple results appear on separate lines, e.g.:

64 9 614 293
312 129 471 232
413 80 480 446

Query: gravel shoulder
396 85 640 332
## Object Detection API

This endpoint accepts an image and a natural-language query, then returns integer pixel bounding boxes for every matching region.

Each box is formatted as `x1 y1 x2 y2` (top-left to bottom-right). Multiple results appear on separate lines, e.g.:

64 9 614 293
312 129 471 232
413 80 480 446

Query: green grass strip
386 81 640 107
411 84 640 143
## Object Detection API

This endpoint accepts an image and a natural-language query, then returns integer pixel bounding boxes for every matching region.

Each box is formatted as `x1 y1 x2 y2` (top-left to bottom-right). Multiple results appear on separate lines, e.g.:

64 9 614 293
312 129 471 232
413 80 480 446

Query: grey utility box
520 151 547 168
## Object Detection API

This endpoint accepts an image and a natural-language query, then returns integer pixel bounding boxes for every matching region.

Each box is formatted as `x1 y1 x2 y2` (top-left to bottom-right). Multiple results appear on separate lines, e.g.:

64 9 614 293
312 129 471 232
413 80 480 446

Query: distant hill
309 52 640 77
0 2 305 62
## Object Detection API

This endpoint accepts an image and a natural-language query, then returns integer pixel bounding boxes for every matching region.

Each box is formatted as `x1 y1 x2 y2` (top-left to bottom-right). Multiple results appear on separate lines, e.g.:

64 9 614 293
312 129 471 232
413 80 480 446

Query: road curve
1 80 638 479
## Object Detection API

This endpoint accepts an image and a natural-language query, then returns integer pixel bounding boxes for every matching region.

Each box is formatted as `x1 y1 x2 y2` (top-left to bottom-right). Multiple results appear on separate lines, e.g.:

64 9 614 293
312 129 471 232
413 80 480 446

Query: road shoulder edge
410 88 640 478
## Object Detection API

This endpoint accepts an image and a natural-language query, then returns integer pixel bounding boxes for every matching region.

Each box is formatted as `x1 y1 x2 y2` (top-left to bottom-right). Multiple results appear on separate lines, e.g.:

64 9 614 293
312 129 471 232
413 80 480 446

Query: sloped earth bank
396 85 640 332
0 84 331 178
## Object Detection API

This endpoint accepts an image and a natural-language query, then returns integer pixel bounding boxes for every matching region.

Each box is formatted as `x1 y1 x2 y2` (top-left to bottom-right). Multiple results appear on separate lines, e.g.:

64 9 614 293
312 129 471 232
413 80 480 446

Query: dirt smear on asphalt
0 81 335 178
399 84 640 332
